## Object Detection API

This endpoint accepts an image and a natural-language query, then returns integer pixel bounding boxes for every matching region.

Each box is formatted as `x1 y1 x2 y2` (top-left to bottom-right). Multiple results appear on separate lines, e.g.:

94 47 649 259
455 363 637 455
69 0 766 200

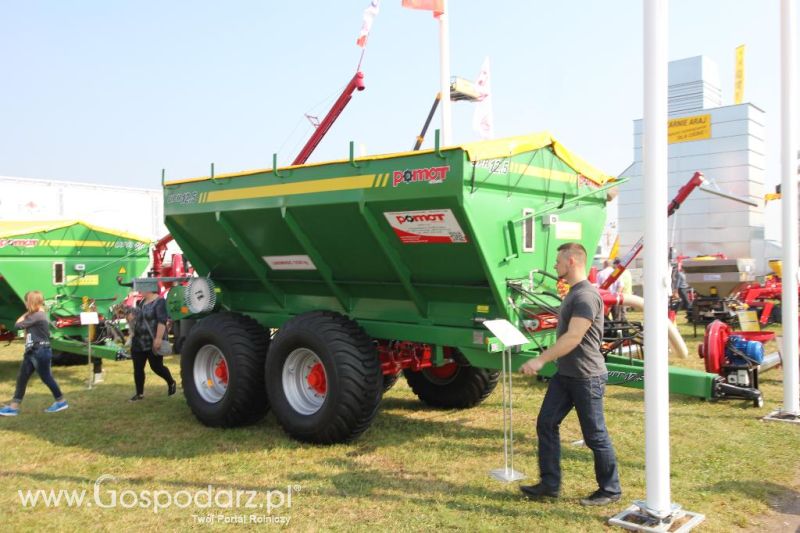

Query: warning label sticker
263 255 317 270
384 209 468 244
66 275 99 286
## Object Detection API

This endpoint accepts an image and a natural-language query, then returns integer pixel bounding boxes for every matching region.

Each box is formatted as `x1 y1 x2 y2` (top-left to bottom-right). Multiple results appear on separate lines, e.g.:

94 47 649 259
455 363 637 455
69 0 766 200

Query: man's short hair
557 242 587 264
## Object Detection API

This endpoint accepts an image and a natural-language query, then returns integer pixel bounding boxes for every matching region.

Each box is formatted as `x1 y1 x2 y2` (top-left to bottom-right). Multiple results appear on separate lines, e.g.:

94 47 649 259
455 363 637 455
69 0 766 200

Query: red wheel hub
214 358 229 385
306 362 327 395
427 362 458 380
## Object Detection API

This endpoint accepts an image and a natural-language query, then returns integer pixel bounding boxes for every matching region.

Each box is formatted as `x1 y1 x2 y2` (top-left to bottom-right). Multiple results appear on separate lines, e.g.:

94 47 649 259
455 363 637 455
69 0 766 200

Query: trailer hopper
0 220 150 360
163 133 720 443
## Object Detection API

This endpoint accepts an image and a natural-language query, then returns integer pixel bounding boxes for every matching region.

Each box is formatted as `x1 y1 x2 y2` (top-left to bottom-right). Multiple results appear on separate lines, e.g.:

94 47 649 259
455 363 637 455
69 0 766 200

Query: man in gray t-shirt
554 279 605 378
519 242 621 506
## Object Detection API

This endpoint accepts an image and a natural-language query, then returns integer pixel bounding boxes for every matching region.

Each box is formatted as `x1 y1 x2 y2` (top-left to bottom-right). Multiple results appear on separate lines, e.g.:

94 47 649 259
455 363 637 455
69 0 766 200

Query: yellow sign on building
668 114 711 144
734 44 745 105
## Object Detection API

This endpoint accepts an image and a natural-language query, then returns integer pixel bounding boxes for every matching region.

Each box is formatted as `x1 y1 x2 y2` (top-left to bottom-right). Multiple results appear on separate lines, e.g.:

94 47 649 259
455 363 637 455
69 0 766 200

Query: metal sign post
484 319 528 483
80 309 99 390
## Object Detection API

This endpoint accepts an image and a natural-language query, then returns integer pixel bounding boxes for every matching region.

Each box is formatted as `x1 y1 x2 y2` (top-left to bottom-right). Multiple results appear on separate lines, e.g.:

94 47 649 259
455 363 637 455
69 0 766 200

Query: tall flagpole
643 0 671 519
613 1 704 529
779 0 799 417
438 0 452 145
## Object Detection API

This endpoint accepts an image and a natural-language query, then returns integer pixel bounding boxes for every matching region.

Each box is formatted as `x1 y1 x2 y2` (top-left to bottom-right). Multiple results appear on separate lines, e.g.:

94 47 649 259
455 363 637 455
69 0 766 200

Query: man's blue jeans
536 372 621 496
13 346 64 403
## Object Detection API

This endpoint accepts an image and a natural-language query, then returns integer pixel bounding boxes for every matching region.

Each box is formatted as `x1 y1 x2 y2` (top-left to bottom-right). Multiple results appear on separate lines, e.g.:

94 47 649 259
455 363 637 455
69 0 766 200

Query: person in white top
596 260 613 288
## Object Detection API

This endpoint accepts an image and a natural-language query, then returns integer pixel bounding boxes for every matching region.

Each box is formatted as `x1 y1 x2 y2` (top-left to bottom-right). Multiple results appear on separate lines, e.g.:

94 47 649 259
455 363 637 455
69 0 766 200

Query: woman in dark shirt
126 279 177 401
0 291 68 416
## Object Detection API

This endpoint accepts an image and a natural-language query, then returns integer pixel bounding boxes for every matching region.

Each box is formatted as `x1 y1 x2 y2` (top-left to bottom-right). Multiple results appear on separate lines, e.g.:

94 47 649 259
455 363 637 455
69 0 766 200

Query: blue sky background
0 1 795 200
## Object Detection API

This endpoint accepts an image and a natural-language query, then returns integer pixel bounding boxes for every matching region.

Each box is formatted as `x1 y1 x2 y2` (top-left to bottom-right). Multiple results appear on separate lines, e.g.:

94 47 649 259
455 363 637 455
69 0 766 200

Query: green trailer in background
163 132 722 444
0 220 151 360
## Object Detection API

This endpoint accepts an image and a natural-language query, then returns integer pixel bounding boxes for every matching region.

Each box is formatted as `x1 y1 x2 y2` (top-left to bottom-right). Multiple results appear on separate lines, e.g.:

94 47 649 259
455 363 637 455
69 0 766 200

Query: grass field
0 315 797 532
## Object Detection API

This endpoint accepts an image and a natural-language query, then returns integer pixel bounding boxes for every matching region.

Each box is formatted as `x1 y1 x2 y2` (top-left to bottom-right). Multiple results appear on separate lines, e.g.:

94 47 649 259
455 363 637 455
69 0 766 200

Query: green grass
0 315 797 532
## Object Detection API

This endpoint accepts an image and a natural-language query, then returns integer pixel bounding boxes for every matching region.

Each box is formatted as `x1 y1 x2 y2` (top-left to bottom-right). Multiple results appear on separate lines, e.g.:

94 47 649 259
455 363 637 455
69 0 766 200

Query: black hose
507 283 561 315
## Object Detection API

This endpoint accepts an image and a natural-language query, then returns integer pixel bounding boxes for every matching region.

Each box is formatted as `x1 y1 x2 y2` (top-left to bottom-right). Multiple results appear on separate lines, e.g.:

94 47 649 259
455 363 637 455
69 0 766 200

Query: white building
617 56 769 275
0 176 165 242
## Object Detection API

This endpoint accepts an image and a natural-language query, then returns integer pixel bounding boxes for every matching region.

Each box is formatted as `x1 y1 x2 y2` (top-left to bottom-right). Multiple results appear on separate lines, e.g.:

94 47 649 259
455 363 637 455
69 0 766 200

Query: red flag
357 0 381 48
401 0 444 17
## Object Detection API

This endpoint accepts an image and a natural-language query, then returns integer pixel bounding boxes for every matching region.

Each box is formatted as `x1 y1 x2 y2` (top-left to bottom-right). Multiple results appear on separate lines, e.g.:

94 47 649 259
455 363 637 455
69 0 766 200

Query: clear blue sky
0 1 795 197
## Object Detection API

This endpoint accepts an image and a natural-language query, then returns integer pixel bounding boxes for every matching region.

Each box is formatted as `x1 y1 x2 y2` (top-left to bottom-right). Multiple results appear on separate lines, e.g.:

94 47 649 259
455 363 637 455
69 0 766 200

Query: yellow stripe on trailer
203 174 377 204
40 240 114 248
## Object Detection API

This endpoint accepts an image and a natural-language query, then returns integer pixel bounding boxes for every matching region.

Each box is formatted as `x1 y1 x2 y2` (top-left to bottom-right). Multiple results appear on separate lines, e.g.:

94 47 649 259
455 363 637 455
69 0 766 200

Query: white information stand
80 312 99 390
79 312 99 325
484 319 528 483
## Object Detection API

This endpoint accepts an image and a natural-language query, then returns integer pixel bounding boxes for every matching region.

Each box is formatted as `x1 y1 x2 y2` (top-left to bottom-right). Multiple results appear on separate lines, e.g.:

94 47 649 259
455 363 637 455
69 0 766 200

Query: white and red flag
401 0 444 18
472 57 494 139
356 0 381 48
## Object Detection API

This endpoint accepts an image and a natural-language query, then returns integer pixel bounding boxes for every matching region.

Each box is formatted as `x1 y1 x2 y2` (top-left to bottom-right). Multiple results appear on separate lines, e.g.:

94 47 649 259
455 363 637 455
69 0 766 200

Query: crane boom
293 71 365 166
601 171 705 290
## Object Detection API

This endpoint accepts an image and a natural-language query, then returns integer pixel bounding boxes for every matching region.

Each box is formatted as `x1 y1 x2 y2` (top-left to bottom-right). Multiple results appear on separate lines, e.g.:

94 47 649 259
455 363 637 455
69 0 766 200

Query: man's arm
520 316 592 375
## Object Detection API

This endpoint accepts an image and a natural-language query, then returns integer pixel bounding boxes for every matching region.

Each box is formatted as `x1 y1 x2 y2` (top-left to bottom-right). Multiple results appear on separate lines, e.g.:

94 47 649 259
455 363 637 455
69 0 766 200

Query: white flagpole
438 0 452 145
613 3 705 523
780 0 799 417
643 0 671 518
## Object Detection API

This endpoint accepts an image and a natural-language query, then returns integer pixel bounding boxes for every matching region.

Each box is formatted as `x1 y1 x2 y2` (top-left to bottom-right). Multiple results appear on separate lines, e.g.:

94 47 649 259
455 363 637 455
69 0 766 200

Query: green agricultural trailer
0 220 150 360
163 132 727 444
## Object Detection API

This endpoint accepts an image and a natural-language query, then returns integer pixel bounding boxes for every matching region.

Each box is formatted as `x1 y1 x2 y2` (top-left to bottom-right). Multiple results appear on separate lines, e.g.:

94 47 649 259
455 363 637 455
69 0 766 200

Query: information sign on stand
484 319 528 483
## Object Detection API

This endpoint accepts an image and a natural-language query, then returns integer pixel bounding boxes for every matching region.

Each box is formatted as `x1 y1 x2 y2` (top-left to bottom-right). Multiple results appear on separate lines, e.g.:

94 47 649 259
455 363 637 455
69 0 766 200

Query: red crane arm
667 171 705 217
601 171 705 290
292 71 365 166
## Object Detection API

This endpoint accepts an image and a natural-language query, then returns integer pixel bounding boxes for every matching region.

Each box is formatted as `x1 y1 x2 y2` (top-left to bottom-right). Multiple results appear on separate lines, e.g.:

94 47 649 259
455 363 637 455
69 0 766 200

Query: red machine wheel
265 311 382 444
426 362 459 380
699 320 729 375
180 312 270 427
404 350 499 409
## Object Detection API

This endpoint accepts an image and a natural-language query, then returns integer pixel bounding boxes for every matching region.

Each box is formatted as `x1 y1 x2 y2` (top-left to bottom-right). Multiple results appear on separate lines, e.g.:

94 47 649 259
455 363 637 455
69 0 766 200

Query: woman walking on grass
0 291 68 416
126 278 177 402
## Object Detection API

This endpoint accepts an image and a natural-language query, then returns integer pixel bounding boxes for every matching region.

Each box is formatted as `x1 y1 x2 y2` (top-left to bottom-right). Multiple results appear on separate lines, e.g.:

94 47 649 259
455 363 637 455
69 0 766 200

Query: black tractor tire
265 311 382 444
51 351 88 366
404 360 499 409
180 312 269 427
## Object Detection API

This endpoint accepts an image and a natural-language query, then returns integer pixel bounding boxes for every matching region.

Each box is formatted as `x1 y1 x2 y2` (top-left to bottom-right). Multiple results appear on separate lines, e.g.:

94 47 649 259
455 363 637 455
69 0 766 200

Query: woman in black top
0 291 68 416
126 279 177 401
